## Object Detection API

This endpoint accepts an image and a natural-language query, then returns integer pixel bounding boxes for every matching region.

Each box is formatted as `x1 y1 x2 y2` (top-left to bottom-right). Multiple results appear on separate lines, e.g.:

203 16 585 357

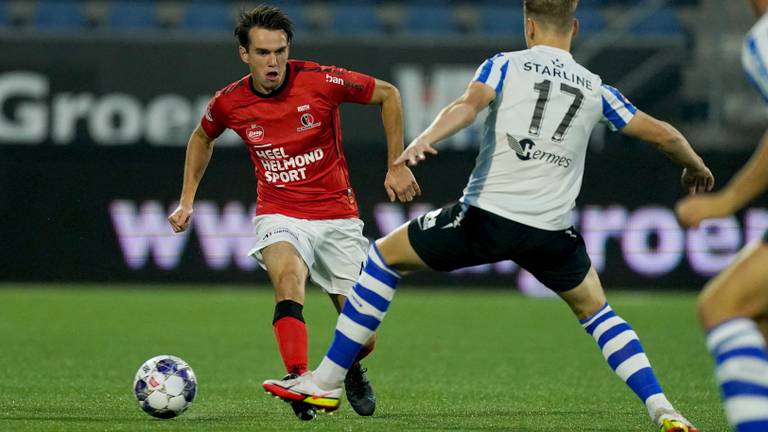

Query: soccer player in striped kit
264 1 713 430
675 1 768 430
167 5 420 421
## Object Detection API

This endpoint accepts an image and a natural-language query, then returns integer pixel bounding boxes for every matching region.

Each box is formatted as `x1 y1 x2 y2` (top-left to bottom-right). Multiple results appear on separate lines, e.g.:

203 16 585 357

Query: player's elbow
375 80 401 105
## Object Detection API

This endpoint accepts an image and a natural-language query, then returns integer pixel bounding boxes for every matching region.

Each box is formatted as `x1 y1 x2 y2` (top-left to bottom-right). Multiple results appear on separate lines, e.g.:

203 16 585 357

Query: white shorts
249 214 369 296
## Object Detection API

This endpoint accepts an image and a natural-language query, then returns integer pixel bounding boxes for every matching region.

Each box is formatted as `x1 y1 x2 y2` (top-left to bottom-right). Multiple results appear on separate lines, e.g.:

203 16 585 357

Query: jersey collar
249 65 291 99
531 45 573 59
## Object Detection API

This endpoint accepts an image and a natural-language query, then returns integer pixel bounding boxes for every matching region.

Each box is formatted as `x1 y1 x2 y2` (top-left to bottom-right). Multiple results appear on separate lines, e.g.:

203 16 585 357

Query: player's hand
394 138 438 167
675 192 731 228
680 166 714 195
168 204 193 233
384 164 421 202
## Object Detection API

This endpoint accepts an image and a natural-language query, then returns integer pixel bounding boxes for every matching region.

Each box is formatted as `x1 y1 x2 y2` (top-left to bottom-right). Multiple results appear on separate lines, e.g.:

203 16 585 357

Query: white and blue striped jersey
460 45 637 230
743 12 768 103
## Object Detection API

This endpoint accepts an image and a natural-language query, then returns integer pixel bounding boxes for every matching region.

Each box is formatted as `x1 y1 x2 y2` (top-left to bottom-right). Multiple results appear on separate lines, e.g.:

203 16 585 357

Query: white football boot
263 372 342 412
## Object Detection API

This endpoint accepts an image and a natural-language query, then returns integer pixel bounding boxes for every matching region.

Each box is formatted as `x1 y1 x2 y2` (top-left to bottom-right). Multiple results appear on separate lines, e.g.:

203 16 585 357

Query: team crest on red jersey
247 125 265 142
297 113 321 132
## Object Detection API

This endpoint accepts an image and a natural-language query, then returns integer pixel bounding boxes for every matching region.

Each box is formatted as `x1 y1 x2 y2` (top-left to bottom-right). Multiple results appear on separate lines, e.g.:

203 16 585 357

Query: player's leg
328 294 377 362
312 222 426 389
558 268 696 431
329 293 377 415
262 222 427 409
515 224 694 431
260 241 319 420
307 204 467 392
250 215 317 420
697 239 768 432
317 217 380 366
306 217 380 416
757 315 768 343
262 241 311 376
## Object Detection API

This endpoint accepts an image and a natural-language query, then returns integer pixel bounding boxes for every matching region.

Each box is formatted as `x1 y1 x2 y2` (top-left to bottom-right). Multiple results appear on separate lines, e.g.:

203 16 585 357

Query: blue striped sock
707 318 768 432
314 244 400 388
581 304 669 413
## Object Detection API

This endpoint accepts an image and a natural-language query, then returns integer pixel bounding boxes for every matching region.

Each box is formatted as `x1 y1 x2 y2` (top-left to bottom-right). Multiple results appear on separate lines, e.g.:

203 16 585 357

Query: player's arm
168 124 215 233
368 78 421 202
714 130 768 211
621 111 714 194
395 82 495 166
677 130 768 227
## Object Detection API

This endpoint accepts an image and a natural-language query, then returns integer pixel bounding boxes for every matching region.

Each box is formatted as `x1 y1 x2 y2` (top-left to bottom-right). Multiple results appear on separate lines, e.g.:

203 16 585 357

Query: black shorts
408 202 592 292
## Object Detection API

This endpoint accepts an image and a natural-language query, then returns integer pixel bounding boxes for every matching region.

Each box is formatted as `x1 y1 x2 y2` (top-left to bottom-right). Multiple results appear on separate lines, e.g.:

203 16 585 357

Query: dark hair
523 0 578 34
235 4 294 49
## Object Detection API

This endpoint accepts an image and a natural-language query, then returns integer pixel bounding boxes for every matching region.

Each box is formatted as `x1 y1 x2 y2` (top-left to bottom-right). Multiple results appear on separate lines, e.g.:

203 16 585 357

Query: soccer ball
133 355 197 419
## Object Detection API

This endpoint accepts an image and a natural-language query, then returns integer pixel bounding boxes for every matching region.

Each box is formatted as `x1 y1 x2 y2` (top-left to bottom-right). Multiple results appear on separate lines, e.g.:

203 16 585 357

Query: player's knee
373 228 423 274
696 293 716 330
273 270 305 296
697 280 741 330
560 270 606 320
373 238 397 262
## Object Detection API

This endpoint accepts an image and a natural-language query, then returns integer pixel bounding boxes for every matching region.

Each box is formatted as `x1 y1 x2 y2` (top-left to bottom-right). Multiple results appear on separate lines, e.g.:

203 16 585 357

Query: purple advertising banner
2 144 764 290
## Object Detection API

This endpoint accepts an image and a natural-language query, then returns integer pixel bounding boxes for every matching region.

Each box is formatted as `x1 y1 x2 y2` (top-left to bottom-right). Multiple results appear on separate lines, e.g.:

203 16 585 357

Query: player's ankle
312 373 341 390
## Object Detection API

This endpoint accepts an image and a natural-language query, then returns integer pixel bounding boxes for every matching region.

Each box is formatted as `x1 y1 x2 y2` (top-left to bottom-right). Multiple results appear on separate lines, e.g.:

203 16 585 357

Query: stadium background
0 1 754 431
2 0 765 292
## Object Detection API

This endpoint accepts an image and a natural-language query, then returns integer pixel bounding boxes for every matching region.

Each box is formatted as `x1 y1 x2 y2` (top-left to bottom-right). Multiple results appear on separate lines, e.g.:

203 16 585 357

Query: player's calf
706 318 768 431
580 303 698 430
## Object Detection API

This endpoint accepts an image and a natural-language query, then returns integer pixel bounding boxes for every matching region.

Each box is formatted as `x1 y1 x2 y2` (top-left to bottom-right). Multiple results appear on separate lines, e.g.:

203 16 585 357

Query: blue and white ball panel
601 84 637 131
134 379 149 401
156 358 179 374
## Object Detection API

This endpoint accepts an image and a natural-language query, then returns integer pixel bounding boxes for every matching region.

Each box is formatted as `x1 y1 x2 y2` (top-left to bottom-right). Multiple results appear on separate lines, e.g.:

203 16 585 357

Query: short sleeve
200 92 227 139
327 67 376 104
472 53 510 95
601 84 637 131
743 35 768 103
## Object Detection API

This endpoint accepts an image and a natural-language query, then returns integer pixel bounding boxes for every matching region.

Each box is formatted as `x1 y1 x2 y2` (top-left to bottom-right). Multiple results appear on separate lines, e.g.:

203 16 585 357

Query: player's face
240 27 290 94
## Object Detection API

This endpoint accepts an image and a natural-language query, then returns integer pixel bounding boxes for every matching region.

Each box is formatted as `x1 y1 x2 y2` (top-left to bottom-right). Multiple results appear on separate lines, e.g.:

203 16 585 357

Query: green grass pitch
0 285 729 431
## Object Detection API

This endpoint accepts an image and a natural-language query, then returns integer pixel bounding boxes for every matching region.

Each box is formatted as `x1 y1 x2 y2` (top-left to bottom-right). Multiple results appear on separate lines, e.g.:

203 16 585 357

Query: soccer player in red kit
167 5 420 421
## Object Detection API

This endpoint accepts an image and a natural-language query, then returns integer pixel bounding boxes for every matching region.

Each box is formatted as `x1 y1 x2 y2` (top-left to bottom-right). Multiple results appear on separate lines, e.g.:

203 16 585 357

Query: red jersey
200 60 376 219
